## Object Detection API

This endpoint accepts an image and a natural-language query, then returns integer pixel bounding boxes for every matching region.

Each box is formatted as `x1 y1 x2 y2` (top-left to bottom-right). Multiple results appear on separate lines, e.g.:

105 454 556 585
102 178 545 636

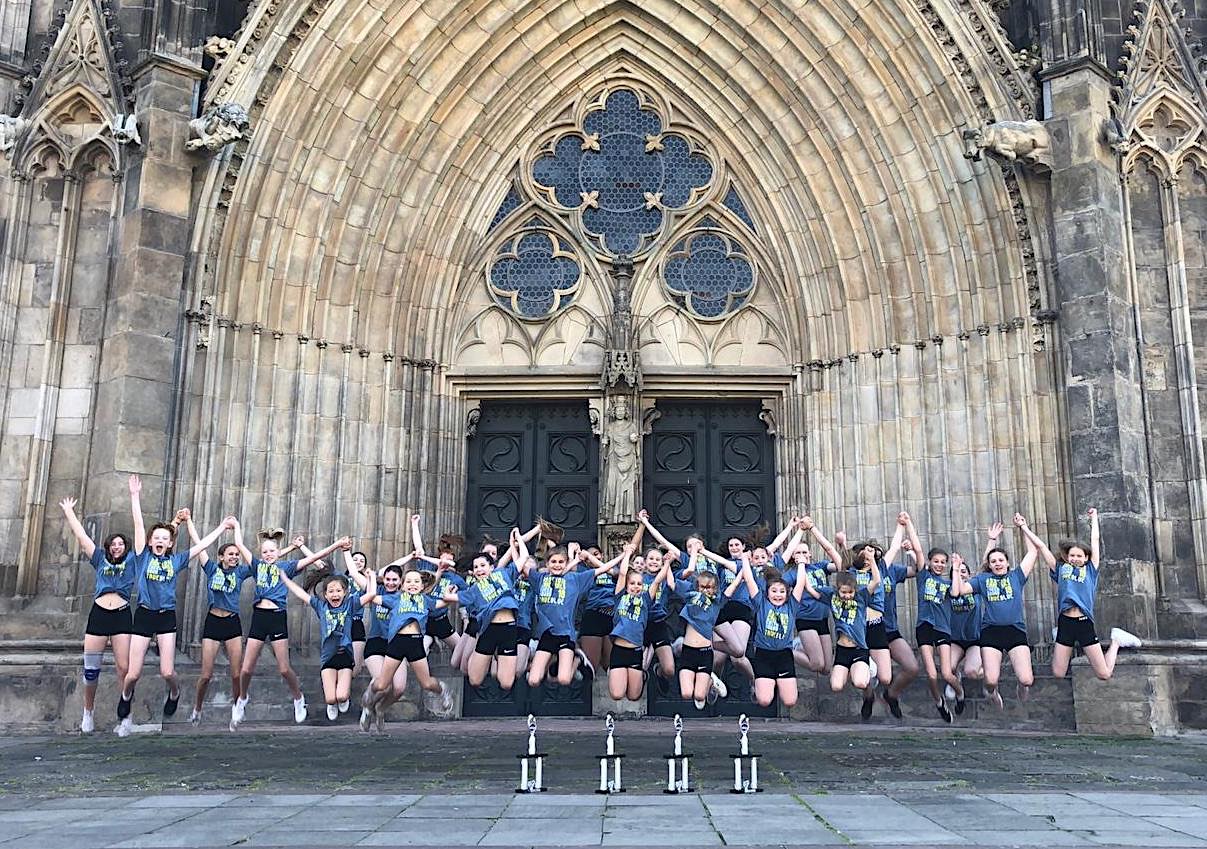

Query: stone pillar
89 59 201 523
1044 64 1159 635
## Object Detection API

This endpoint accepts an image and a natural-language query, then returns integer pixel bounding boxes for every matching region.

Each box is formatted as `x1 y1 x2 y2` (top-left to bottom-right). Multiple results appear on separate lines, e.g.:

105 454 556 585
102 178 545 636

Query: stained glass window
488 183 523 233
723 185 756 231
662 226 755 319
531 88 713 256
488 218 582 319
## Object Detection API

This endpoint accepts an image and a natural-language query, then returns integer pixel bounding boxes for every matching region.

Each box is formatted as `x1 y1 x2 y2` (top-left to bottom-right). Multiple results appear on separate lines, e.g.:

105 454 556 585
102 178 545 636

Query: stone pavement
0 720 1205 847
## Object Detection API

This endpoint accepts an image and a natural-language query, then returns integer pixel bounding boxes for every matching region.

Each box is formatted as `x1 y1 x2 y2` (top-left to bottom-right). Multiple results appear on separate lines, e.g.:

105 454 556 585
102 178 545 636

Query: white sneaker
672 636 684 655
439 682 453 714
189 709 201 725
705 685 719 705
232 696 247 724
338 699 350 714
293 696 307 724
944 684 956 701
115 717 132 738
693 698 705 710
359 706 372 732
80 711 94 734
989 688 1004 709
326 704 338 721
1110 627 1143 649
709 672 728 699
868 658 878 680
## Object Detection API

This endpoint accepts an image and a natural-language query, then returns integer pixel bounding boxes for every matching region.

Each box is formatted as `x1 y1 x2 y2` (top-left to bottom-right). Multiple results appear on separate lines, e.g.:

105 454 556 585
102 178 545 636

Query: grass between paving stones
794 793 852 845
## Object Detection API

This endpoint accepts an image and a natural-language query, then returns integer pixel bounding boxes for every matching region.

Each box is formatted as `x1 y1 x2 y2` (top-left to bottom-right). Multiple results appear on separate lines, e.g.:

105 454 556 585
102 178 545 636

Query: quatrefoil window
488 218 582 319
531 87 714 256
662 223 755 319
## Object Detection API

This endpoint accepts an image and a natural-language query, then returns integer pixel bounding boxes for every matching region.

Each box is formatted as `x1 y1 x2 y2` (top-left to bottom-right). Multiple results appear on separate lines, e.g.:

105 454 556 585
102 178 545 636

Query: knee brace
82 652 103 683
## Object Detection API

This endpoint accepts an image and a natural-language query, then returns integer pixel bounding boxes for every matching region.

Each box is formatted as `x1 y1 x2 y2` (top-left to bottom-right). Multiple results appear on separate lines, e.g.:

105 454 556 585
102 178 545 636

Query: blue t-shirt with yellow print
969 568 1028 631
307 594 363 663
817 585 873 648
203 560 251 614
250 557 303 607
133 549 191 611
1052 560 1098 618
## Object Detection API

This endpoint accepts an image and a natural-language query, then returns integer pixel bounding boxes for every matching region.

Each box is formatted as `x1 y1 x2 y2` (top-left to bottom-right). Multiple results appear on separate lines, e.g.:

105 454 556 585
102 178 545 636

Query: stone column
89 59 201 523
1044 63 1159 635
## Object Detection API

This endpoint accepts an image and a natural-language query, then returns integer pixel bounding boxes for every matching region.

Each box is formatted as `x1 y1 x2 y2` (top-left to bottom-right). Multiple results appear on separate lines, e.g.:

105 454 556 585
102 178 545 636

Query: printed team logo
474 575 503 603
146 556 175 583
691 591 714 610
539 576 567 605
100 561 125 578
400 592 426 613
210 569 237 593
985 576 1014 602
1059 564 1088 583
430 577 457 598
951 594 976 614
763 609 790 640
831 596 857 625
325 608 347 635
256 562 280 589
922 576 949 603
515 580 530 603
375 604 390 623
618 595 644 620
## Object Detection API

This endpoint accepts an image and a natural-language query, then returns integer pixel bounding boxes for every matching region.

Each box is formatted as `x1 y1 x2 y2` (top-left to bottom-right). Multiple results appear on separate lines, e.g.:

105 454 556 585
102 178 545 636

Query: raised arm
299 535 352 570
637 509 681 559
182 510 209 566
344 550 370 591
578 548 614 577
58 497 97 559
723 568 744 598
883 513 907 565
779 519 806 560
792 555 810 601
1088 507 1100 565
233 519 254 564
904 513 924 577
983 521 1004 563
802 516 842 567
614 543 635 595
277 568 313 604
739 553 759 598
801 564 822 599
129 474 145 553
765 517 797 554
1014 514 1039 578
189 516 236 560
357 568 377 607
950 556 972 596
1014 513 1056 571
866 557 882 594
410 514 425 557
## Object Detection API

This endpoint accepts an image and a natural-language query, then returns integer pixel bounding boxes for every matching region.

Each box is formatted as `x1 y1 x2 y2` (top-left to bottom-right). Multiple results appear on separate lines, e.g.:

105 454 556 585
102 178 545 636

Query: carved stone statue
0 115 29 158
962 120 1051 171
186 102 250 152
601 395 640 523
602 254 640 387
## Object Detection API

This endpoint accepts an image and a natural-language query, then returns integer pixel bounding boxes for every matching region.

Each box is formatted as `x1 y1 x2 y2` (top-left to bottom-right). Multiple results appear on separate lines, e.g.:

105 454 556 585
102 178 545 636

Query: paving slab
240 829 374 847
127 793 238 808
480 815 604 846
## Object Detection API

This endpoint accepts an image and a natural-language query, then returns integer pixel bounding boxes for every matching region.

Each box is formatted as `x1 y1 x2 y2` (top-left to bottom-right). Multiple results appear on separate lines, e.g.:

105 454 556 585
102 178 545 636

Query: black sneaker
882 687 903 719
116 694 132 720
936 700 953 723
954 698 966 716
163 690 179 717
860 695 874 720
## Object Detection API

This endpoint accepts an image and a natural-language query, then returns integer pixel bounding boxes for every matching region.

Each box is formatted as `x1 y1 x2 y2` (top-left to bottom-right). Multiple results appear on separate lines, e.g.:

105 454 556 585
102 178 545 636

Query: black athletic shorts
954 638 978 650
464 617 479 638
249 607 289 642
426 614 454 640
386 632 427 663
364 636 389 658
351 618 366 643
86 602 132 638
536 631 574 654
753 647 795 679
1055 614 1099 648
795 617 830 636
133 606 177 637
716 600 755 627
321 649 355 671
914 622 951 648
580 607 614 638
202 611 242 642
677 644 713 674
979 624 1029 652
834 644 871 668
643 618 672 648
516 626 532 645
865 619 890 650
610 644 643 670
886 629 905 644
476 622 518 657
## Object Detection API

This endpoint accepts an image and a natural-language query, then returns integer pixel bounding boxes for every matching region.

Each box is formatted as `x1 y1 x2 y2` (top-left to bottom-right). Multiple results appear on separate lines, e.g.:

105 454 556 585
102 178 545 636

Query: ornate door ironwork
465 402 599 548
642 401 775 547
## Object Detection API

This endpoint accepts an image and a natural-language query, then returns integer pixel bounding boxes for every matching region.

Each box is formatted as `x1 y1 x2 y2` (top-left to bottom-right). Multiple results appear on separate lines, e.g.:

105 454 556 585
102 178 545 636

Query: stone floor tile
480 815 603 846
127 794 237 808
240 829 373 847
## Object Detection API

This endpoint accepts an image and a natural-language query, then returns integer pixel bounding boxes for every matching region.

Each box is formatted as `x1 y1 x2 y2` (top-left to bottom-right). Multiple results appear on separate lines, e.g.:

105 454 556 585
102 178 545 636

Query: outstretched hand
1013 513 1028 529
128 474 141 495
59 496 77 513
988 521 1004 540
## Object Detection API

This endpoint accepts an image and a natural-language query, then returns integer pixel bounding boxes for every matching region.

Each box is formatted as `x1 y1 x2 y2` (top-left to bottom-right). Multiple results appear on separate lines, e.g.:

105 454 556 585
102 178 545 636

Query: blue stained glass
663 228 754 319
723 185 756 231
489 226 581 319
488 184 523 232
531 87 713 256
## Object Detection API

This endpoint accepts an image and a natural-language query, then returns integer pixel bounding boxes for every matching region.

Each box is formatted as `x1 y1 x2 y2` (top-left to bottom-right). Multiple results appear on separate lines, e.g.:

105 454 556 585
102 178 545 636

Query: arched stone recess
1112 0 1207 610
0 0 134 596
174 0 1062 611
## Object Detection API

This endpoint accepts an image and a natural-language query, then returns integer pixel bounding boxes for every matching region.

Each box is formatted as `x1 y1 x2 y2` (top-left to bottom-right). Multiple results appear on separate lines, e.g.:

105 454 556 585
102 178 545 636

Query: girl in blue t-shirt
360 560 408 714
666 557 744 709
608 543 668 702
638 547 676 684
743 553 810 708
951 515 1039 709
526 546 614 689
117 493 233 736
57 475 140 734
947 554 984 687
782 516 843 675
278 564 375 721
804 558 881 700
184 510 252 726
1022 509 1141 682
